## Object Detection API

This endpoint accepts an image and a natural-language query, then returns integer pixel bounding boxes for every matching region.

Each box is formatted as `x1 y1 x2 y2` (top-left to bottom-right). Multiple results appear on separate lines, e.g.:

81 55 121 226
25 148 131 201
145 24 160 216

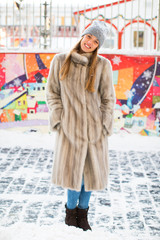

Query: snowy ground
0 129 160 240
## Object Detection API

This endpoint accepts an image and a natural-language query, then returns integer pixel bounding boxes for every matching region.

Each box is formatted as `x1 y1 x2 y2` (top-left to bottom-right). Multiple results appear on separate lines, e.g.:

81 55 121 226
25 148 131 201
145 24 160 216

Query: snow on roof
27 98 37 108
154 102 160 109
0 89 13 97
13 109 21 115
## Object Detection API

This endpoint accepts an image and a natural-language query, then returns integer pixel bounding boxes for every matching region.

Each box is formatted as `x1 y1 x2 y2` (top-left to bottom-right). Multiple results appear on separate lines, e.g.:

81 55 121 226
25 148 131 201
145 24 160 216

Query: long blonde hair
59 38 98 93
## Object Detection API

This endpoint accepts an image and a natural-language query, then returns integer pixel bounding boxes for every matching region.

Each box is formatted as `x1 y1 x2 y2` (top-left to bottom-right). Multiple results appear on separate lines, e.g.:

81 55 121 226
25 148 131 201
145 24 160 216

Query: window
134 31 144 47
139 120 144 127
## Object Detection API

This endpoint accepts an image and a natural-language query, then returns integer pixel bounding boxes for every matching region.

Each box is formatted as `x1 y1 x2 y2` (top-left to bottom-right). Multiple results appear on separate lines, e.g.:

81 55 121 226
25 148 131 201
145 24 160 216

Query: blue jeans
67 178 92 210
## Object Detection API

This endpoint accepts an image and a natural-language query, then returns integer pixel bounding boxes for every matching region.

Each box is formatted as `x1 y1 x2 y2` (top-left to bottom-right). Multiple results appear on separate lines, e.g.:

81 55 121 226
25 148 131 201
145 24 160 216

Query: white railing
0 0 159 53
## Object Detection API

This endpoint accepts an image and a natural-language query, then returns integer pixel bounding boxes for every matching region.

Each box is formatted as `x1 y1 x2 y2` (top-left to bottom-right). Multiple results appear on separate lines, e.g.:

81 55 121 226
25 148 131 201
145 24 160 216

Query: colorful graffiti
104 54 160 136
0 53 160 136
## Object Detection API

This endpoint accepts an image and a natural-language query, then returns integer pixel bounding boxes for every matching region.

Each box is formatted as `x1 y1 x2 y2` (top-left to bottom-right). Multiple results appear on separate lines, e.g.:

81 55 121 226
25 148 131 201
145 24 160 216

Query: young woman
46 20 115 231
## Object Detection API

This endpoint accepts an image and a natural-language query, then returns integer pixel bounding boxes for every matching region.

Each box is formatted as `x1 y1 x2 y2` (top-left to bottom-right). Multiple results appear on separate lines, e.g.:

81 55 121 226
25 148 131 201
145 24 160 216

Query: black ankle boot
65 204 78 227
77 207 92 231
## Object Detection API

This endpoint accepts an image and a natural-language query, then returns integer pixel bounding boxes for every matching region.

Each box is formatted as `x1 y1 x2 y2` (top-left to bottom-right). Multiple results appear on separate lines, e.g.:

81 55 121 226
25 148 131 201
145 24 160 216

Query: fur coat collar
71 51 92 66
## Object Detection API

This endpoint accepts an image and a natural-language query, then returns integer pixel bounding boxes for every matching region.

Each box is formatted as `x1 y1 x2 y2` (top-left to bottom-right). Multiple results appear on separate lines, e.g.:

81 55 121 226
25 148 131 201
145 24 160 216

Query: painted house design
0 87 27 109
27 97 38 114
132 108 154 129
0 87 28 122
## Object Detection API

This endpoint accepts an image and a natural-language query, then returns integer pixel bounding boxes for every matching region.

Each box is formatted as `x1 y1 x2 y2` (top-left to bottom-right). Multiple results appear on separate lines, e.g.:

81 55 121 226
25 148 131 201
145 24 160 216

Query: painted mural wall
0 53 160 136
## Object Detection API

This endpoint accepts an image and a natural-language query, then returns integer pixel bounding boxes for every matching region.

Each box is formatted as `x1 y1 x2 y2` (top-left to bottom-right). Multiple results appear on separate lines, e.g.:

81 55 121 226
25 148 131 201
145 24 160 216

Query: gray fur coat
46 51 115 191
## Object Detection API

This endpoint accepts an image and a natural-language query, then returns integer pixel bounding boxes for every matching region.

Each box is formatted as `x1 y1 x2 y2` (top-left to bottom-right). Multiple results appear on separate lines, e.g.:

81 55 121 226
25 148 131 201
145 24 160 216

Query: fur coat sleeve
45 54 63 131
99 58 115 136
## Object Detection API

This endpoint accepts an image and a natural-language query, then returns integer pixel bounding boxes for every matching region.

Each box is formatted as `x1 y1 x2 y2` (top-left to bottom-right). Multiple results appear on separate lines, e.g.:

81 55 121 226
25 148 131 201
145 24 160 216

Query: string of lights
81 13 158 22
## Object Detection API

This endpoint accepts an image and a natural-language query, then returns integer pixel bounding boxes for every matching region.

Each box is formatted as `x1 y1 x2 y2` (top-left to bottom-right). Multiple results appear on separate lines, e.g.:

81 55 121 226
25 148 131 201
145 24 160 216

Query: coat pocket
49 108 63 132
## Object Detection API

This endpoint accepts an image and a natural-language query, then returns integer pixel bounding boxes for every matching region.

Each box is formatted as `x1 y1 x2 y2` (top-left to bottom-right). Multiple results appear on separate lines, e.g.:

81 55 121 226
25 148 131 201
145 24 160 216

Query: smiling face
80 34 99 53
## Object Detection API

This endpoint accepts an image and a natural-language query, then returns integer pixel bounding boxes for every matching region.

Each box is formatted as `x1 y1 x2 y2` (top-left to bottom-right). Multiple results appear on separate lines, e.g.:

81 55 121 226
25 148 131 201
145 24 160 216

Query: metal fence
0 0 160 52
